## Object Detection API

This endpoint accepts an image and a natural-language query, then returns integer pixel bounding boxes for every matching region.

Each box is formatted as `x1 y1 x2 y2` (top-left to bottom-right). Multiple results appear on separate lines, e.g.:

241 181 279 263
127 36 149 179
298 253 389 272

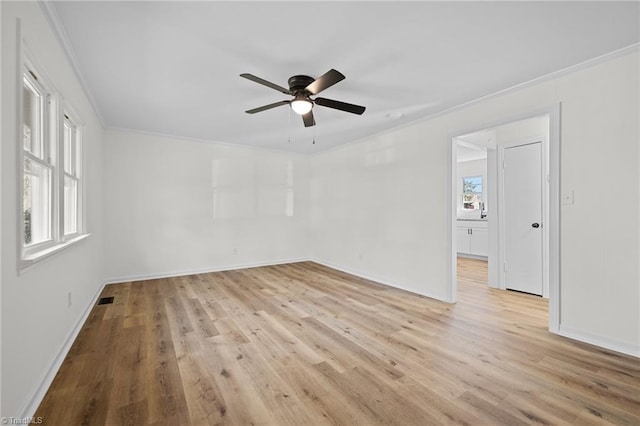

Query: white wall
311 130 449 299
494 114 549 144
1 2 104 418
311 50 639 355
103 130 310 282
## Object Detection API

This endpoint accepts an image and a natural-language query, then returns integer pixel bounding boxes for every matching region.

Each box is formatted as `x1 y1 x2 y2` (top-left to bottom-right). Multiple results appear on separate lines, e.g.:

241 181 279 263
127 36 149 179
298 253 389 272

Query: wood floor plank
312 362 435 425
175 333 227 425
142 280 191 425
35 259 640 425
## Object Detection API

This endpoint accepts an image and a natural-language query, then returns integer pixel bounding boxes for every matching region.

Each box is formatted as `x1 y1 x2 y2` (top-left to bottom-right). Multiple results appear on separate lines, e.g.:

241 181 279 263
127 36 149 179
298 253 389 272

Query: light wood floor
36 259 640 425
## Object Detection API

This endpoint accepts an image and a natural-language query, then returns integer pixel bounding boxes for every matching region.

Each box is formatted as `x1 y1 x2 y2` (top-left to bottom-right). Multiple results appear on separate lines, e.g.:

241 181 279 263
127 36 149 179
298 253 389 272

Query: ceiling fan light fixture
241 69 365 128
291 96 313 115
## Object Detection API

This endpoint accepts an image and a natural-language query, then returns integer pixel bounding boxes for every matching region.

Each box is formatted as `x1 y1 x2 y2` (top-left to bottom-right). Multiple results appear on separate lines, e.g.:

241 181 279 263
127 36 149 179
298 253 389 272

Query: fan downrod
288 75 315 93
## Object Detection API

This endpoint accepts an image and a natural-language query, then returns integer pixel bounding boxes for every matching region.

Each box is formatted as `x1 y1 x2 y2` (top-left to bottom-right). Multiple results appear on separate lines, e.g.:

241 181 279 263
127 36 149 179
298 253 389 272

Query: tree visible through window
462 176 483 210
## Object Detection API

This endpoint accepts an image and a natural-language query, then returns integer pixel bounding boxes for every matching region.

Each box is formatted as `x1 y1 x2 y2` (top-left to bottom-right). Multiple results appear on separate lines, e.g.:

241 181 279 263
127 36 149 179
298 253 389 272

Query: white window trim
60 105 84 241
20 56 58 257
21 234 91 266
18 47 90 273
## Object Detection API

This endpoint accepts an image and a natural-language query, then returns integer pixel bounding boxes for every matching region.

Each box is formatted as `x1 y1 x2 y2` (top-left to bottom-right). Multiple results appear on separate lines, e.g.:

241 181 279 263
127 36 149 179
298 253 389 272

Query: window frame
461 175 484 211
21 59 58 257
60 108 83 240
19 52 89 272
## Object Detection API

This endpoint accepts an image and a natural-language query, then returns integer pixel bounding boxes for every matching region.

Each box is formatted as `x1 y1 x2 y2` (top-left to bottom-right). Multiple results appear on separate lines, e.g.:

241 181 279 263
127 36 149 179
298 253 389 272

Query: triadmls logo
1 417 44 425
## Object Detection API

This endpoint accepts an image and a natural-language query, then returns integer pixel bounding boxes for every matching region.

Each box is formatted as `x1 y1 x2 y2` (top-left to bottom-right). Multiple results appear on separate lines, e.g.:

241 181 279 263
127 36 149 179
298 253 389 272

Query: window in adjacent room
462 175 483 210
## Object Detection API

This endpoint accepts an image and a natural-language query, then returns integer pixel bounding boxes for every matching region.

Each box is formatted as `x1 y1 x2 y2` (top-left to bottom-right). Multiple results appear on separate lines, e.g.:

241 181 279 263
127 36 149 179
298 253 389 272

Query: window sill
20 233 91 273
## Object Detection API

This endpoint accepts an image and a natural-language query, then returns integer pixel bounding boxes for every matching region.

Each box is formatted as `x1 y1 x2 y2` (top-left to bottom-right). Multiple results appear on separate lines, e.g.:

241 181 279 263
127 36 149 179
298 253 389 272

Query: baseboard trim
20 280 107 419
557 325 640 358
310 257 447 302
104 258 311 285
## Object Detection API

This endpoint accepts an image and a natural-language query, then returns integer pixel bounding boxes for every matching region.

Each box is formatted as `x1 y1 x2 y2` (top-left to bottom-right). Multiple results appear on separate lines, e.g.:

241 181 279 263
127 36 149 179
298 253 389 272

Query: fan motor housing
288 75 315 93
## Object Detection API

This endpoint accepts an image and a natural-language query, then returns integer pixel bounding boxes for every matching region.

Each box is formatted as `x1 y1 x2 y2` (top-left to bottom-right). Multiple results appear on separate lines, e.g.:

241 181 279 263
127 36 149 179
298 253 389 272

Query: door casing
447 104 560 334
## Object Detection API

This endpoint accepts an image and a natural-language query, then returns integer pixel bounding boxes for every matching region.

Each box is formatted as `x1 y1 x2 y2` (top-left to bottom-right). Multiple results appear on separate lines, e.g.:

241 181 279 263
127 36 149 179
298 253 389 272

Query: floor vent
98 296 114 305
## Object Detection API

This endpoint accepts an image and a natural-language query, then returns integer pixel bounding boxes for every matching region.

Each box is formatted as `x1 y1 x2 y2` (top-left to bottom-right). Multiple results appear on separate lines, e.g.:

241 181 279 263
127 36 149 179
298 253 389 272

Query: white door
503 142 543 295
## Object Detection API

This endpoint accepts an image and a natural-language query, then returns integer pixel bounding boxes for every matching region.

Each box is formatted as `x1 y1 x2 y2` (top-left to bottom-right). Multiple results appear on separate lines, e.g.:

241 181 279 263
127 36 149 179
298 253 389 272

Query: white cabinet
457 227 471 254
457 221 488 257
469 228 488 256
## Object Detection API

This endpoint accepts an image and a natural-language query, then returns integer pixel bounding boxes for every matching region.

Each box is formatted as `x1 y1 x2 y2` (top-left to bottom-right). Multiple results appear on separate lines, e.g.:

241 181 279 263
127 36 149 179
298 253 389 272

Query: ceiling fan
240 69 365 127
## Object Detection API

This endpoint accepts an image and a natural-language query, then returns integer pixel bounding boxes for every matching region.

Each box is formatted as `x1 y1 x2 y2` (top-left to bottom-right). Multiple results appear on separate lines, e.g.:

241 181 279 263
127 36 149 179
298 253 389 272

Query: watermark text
1 417 44 425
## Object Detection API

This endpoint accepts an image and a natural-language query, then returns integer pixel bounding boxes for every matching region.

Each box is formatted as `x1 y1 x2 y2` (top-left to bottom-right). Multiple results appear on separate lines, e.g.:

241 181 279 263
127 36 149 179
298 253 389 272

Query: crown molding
312 42 640 157
38 0 106 128
106 126 308 156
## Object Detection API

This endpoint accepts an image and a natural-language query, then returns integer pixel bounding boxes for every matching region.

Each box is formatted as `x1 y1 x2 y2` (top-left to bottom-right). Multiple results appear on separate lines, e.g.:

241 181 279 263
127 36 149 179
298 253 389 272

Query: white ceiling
49 1 639 153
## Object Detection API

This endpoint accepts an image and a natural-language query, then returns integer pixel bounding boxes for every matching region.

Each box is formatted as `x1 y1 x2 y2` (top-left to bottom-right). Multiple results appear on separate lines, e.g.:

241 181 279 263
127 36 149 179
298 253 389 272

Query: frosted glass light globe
291 99 312 115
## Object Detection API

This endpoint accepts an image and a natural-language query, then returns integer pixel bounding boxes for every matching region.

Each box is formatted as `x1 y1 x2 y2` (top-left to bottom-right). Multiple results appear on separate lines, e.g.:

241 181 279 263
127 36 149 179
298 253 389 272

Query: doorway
448 106 560 333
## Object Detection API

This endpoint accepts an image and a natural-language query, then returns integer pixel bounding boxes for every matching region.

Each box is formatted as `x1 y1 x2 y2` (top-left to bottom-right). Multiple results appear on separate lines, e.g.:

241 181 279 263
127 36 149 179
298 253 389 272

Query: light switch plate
562 190 574 205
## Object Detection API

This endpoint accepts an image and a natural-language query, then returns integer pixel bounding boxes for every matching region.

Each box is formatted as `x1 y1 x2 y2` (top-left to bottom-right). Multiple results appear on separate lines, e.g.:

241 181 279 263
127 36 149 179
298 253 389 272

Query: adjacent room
1 1 639 424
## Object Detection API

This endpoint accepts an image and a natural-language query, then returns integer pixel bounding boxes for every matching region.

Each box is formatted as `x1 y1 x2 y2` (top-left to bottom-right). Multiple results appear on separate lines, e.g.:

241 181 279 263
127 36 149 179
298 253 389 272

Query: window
22 69 53 247
20 58 86 267
63 114 81 236
462 175 483 210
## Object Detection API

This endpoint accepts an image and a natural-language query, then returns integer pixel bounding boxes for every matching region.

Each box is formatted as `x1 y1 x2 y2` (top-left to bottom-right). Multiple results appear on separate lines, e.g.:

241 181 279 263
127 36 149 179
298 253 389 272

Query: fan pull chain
312 124 316 145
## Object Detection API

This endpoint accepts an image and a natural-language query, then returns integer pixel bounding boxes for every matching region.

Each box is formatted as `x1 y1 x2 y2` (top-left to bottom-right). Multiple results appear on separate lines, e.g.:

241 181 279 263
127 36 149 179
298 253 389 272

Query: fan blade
305 69 345 95
315 97 366 115
240 73 292 94
302 110 316 127
245 100 290 114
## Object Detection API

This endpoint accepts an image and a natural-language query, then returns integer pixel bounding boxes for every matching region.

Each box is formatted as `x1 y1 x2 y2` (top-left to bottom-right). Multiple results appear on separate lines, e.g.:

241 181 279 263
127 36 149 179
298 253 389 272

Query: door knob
531 223 540 228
